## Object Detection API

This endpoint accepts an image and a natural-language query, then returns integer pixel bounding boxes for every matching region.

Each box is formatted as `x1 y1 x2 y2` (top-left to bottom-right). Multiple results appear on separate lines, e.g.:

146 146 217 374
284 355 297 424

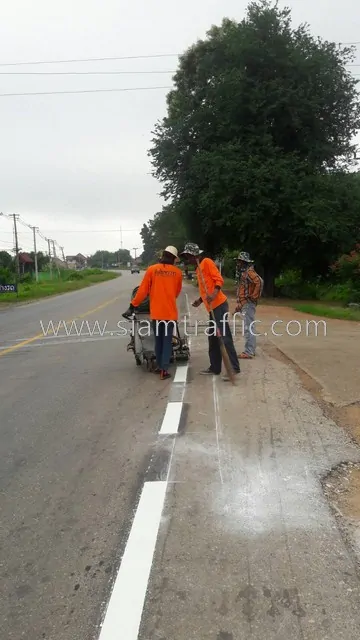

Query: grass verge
0 269 120 304
293 303 360 321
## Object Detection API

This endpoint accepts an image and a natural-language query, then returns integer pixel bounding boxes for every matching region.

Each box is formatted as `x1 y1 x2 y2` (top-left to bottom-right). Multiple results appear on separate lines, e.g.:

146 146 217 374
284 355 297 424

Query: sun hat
164 245 179 258
235 251 254 262
179 242 204 257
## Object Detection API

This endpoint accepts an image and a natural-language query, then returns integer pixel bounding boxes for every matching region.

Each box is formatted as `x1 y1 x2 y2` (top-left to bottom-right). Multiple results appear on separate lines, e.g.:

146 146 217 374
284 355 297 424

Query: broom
195 258 236 385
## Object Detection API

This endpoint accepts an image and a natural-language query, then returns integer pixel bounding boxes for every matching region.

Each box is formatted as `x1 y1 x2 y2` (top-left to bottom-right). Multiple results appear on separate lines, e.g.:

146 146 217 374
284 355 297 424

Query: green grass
0 269 120 304
293 303 360 321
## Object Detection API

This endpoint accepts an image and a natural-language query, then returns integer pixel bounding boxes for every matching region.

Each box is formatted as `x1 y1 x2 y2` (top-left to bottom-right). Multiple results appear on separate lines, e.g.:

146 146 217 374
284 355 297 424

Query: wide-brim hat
164 245 179 258
235 251 254 262
180 242 204 257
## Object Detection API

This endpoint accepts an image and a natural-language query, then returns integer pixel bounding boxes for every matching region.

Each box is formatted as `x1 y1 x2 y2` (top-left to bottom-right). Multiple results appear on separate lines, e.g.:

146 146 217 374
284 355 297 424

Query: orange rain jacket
196 258 227 312
131 262 183 321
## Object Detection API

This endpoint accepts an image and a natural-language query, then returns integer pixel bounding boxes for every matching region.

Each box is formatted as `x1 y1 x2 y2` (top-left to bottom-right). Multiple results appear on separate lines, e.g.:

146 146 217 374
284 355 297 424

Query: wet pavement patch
144 443 174 482
178 403 189 436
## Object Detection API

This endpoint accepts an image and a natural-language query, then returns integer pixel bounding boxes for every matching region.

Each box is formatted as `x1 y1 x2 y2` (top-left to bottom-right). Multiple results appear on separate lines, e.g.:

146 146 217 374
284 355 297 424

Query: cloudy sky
0 0 359 259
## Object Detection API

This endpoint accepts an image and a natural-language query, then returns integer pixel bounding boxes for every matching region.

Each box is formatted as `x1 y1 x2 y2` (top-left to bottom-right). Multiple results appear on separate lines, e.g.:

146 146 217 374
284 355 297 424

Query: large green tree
148 0 360 293
140 204 187 264
88 248 132 268
0 251 13 270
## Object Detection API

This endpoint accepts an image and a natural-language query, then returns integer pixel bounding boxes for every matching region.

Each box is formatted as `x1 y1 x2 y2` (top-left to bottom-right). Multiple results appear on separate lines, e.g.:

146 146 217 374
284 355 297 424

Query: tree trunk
262 264 276 298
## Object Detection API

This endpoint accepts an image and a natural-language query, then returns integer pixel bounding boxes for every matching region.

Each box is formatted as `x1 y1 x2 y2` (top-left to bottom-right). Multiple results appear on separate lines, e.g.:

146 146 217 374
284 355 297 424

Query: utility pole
120 226 123 249
12 214 20 278
51 240 60 277
60 246 67 266
47 238 53 280
31 226 39 282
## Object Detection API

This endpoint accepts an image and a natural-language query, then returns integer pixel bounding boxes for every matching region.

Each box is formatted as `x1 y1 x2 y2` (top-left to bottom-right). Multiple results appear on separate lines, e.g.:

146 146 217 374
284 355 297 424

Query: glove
122 304 135 319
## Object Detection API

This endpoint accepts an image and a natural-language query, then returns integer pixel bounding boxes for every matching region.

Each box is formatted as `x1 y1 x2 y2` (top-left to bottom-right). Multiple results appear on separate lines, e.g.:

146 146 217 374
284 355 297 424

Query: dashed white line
159 401 183 435
173 363 188 383
98 481 168 640
99 294 191 639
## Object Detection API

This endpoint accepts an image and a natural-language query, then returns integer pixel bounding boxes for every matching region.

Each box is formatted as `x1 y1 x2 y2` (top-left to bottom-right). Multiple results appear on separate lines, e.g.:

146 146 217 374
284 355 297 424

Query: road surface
1 271 360 640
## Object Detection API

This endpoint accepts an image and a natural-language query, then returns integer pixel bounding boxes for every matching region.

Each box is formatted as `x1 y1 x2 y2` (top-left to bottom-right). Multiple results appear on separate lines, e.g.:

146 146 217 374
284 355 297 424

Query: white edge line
159 401 183 435
212 376 224 485
98 480 167 640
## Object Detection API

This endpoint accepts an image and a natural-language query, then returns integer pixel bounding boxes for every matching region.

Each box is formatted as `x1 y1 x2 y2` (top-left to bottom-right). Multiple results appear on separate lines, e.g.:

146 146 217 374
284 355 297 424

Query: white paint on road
159 402 183 435
173 363 188 383
213 376 224 485
98 481 168 640
99 292 192 638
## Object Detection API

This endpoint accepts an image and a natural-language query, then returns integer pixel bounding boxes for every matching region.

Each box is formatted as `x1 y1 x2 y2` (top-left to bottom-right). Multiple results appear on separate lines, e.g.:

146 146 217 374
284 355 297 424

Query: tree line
140 0 360 298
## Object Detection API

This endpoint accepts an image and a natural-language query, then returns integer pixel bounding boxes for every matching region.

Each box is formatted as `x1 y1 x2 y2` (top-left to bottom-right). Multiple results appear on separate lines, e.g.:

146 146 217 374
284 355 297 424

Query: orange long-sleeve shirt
196 258 227 312
131 262 182 320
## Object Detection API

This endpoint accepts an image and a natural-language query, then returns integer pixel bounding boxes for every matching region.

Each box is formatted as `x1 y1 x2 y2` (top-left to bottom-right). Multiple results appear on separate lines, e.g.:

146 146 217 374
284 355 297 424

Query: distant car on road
131 265 140 274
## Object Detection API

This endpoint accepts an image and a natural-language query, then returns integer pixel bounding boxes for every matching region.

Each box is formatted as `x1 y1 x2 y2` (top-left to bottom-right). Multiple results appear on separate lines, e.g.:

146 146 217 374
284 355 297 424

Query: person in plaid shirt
234 252 263 359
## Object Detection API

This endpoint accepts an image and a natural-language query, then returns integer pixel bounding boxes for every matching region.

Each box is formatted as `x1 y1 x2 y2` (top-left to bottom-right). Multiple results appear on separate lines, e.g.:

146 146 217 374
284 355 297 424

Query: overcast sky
0 0 359 259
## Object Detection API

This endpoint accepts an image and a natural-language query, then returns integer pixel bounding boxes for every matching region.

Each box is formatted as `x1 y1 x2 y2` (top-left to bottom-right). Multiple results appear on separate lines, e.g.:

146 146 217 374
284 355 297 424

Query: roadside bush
0 267 14 285
275 269 321 299
19 273 33 284
83 268 104 275
319 283 357 304
222 250 238 279
330 245 360 288
67 271 85 281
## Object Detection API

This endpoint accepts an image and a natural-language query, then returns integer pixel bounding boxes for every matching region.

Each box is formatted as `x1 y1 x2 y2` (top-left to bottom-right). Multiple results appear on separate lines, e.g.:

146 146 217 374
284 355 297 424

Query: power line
0 85 172 97
40 228 141 233
0 41 359 69
0 70 176 75
0 53 180 67
0 38 358 71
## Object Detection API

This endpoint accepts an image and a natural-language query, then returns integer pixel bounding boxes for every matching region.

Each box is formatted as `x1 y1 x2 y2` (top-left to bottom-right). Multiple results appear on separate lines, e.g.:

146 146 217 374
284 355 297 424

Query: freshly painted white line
166 438 176 482
173 363 188 384
185 292 190 317
212 376 224 485
98 481 167 640
159 401 183 435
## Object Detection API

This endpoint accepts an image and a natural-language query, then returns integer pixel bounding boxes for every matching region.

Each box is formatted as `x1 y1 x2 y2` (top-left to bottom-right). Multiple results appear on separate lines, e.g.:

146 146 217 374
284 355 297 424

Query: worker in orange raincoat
180 243 240 380
123 246 182 380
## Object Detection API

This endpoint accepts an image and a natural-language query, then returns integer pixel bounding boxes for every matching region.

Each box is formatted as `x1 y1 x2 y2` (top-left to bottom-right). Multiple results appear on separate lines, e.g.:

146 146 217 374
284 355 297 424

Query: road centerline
0 295 120 358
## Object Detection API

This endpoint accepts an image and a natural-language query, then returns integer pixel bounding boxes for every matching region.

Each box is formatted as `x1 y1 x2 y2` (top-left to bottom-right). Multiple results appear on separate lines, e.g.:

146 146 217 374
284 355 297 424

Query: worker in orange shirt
123 246 182 380
180 243 240 379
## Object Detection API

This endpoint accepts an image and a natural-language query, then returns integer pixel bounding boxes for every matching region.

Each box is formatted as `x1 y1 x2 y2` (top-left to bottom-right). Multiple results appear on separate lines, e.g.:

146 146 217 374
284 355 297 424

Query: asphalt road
0 271 177 640
2 271 360 640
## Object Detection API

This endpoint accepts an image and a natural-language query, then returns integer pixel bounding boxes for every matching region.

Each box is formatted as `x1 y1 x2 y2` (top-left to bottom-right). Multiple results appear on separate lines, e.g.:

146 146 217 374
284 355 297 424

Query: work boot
160 369 171 380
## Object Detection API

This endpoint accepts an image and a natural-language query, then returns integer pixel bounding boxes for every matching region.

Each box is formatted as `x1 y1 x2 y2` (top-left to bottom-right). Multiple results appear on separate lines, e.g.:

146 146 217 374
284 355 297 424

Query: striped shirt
237 267 262 306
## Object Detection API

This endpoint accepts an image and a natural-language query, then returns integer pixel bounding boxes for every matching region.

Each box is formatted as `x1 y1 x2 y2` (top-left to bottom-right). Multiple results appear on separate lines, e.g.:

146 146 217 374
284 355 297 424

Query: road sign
0 283 17 293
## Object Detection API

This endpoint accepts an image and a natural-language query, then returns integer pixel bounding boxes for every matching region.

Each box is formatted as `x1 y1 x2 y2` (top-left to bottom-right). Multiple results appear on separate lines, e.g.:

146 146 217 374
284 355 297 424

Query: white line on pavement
213 376 224 485
173 363 188 383
159 401 183 435
98 481 168 640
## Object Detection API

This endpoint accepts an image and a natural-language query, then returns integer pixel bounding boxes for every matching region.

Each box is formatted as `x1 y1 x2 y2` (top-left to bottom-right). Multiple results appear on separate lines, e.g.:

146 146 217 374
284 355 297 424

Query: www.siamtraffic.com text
39 315 327 339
